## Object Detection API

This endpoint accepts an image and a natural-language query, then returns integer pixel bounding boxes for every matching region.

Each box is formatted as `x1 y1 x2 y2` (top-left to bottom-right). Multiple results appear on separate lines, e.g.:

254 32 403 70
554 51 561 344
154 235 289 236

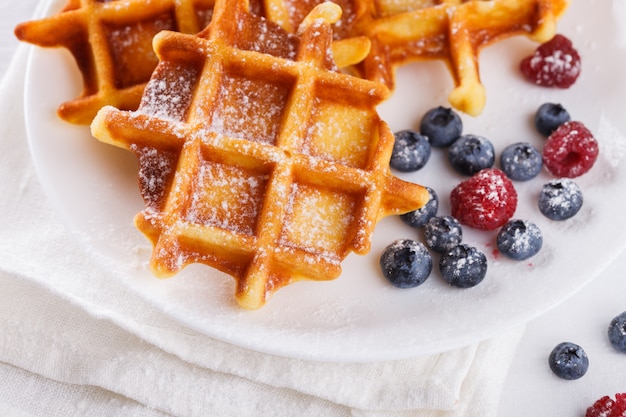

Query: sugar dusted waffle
265 0 570 116
15 0 262 124
91 0 429 309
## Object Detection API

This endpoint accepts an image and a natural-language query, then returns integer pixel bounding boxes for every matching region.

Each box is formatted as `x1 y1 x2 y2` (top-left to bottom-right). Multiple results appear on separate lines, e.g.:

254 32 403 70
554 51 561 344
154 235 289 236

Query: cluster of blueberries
380 103 584 289
380 103 624 383
380 103 624 382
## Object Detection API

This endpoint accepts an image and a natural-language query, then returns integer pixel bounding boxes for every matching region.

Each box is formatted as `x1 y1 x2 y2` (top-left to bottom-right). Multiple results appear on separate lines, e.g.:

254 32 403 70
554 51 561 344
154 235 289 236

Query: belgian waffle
91 0 429 309
264 0 570 116
15 0 262 124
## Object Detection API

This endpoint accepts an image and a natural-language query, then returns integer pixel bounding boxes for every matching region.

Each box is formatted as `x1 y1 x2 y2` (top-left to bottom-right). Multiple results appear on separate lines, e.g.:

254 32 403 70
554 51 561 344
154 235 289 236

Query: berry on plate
548 341 589 380
586 393 626 417
400 186 439 228
390 129 431 172
520 34 582 88
538 178 583 221
419 106 463 148
608 311 626 353
535 102 571 137
496 219 543 260
450 168 518 231
500 142 543 181
439 244 488 288
448 134 495 176
380 239 432 288
543 121 599 178
424 215 463 254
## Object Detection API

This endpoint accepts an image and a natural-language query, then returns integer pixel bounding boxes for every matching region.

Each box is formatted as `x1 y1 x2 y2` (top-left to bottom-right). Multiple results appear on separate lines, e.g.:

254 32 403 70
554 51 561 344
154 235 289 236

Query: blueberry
419 106 463 148
608 311 626 353
390 130 431 172
400 187 438 228
535 103 571 137
424 216 463 254
380 239 432 288
496 219 543 260
500 142 543 181
538 178 583 220
448 134 495 176
439 244 487 288
548 342 589 380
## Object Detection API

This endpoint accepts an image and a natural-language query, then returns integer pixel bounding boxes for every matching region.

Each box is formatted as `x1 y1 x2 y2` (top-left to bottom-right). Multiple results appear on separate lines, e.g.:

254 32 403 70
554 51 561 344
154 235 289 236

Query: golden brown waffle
91 0 429 309
265 0 570 116
15 0 263 124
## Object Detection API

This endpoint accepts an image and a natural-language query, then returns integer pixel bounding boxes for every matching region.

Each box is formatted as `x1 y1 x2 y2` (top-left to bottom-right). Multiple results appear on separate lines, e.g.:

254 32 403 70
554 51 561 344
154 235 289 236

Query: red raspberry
586 393 626 417
520 34 581 88
543 121 599 178
450 169 517 231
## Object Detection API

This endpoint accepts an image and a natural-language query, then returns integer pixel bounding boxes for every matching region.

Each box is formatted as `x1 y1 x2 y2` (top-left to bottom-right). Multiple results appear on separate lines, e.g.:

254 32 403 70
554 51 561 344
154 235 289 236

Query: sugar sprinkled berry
450 168 518 231
448 134 495 176
496 219 543 260
543 121 599 178
548 341 589 380
500 142 543 181
520 34 581 88
586 393 626 417
379 239 432 288
400 187 439 228
538 178 583 221
439 244 487 288
390 129 431 172
423 215 463 254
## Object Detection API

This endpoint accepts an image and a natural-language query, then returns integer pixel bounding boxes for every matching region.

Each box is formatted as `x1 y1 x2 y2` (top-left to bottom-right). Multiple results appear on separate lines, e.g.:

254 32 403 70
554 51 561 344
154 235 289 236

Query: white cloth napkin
0 36 524 417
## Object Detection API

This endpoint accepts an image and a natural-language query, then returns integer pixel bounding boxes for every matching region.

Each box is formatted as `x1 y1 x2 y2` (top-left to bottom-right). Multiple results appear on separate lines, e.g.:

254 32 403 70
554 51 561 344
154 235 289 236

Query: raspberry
543 121 599 178
520 34 581 88
586 393 626 417
450 168 517 231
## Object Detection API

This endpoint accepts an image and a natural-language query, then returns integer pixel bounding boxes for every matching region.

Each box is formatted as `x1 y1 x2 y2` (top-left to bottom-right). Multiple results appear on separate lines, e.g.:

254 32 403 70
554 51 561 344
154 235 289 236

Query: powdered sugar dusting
529 49 581 82
131 144 177 210
236 14 299 60
212 75 288 145
280 183 356 260
139 63 200 122
185 160 269 236
596 114 626 169
303 97 373 168
497 220 543 260
540 178 583 214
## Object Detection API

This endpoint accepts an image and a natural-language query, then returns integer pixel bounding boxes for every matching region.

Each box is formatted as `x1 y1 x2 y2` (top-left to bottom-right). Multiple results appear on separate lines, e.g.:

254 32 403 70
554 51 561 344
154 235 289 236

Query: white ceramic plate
24 0 626 361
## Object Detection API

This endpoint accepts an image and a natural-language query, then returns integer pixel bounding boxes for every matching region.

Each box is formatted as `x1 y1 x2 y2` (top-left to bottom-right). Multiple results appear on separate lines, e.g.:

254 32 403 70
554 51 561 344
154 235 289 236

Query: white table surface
3 2 626 416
